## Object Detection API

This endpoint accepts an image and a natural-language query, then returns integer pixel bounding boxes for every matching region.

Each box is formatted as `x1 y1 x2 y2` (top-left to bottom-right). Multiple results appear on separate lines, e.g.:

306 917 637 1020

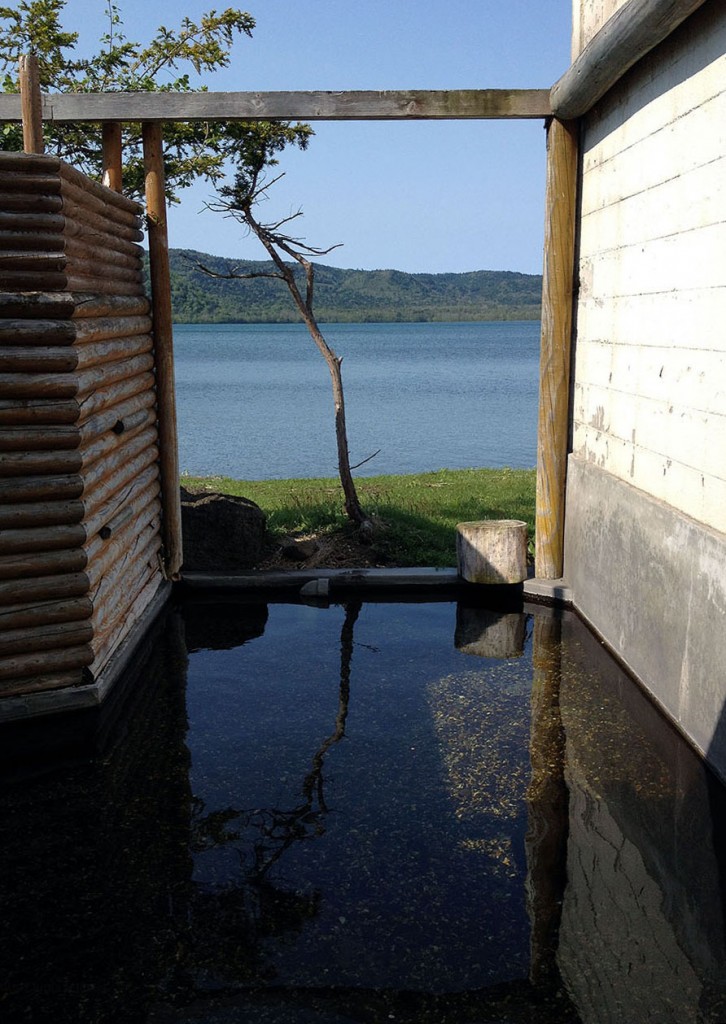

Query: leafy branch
0 1 312 201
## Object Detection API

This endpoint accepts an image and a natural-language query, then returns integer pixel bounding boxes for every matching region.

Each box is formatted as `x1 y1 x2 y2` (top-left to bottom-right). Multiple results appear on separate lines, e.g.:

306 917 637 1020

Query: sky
70 0 573 274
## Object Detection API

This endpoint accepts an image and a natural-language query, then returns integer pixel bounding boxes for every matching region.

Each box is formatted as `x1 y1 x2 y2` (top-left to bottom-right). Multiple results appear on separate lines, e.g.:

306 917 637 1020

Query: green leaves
0 1 311 202
0 1 78 86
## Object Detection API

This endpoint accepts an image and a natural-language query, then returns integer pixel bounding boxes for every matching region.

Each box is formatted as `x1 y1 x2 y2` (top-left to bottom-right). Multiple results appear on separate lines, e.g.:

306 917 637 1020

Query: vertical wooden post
102 122 123 191
18 54 44 154
143 121 183 578
535 117 579 579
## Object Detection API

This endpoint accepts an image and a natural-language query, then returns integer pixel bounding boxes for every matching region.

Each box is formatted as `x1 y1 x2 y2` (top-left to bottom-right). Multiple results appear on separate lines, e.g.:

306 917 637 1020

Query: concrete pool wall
562 1 726 779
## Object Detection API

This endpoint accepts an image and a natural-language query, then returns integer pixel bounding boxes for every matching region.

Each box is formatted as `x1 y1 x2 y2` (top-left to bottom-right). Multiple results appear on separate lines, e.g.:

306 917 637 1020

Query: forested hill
163 249 542 323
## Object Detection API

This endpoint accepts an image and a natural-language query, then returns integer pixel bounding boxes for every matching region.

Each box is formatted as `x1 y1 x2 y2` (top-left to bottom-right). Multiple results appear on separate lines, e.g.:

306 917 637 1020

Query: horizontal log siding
0 152 143 295
0 154 164 700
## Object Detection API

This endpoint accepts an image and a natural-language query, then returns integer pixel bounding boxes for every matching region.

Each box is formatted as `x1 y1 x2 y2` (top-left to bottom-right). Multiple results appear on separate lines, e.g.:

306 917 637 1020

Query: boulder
180 487 266 571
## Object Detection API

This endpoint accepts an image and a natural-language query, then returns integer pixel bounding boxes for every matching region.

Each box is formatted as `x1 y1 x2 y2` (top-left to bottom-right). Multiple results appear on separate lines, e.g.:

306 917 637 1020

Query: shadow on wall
555 613 726 1024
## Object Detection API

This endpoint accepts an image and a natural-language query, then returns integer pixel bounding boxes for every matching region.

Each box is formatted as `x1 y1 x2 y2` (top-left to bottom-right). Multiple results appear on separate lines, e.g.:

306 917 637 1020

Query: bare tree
201 166 374 534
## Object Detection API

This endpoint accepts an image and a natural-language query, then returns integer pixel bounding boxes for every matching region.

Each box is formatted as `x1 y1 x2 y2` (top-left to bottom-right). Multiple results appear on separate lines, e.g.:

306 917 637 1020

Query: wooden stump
456 519 528 584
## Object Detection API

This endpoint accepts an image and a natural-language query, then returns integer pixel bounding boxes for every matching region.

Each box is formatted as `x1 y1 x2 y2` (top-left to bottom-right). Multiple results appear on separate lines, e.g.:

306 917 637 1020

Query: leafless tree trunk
201 171 373 532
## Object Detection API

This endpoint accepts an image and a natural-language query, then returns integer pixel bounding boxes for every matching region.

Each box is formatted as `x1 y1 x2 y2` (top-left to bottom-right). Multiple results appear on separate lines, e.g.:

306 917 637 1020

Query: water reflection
555 614 726 1023
0 598 724 1023
526 612 569 989
177 601 361 996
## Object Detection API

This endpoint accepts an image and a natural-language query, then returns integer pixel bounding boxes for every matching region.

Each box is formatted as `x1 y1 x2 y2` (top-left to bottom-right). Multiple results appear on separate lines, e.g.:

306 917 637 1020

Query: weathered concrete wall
572 0 629 58
565 2 726 775
565 458 726 775
572 3 726 532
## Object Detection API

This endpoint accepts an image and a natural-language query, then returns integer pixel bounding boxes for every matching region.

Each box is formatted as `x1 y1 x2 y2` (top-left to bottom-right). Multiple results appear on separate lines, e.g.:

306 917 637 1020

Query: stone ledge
523 577 573 605
181 567 575 606
180 566 462 593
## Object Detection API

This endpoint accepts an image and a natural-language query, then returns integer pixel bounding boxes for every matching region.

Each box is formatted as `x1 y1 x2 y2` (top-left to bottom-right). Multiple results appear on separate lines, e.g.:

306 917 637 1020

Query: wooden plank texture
143 122 183 578
0 596 92 631
535 119 579 580
102 122 123 192
0 88 552 123
19 54 44 153
551 0 710 118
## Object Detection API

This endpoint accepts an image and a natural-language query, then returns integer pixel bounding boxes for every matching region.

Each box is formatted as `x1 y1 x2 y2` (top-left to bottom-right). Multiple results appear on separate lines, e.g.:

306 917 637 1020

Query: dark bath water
1 597 725 1023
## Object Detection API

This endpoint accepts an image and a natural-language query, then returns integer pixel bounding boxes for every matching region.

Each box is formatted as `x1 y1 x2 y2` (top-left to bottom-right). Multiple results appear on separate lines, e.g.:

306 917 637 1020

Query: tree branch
195 260 285 282
350 449 381 471
205 164 373 530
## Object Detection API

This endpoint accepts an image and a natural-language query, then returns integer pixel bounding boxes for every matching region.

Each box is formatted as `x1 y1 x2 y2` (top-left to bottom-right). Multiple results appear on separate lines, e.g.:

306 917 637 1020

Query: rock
280 537 319 562
180 487 266 571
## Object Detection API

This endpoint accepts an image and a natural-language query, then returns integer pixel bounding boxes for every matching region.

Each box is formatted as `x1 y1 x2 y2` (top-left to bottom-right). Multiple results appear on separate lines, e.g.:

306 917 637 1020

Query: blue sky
71 0 573 273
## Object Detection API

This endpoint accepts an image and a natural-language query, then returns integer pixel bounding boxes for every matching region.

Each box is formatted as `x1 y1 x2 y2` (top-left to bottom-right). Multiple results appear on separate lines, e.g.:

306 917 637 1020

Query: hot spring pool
1 596 725 1023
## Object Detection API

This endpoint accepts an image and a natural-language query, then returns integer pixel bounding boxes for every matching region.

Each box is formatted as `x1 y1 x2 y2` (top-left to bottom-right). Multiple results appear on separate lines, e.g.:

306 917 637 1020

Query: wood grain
551 0 710 118
535 119 579 580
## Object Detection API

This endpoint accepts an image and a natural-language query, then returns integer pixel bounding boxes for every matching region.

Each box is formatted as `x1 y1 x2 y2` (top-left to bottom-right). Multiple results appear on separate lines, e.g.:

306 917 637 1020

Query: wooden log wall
0 151 164 700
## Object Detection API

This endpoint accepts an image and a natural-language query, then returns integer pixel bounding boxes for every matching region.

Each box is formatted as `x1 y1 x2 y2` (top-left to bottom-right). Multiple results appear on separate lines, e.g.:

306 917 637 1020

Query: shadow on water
705 678 726 1021
0 595 725 1023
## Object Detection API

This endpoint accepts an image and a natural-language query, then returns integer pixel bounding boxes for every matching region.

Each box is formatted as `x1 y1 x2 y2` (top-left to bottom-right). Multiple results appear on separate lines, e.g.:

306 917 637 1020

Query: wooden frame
535 119 579 580
0 88 552 123
551 0 711 119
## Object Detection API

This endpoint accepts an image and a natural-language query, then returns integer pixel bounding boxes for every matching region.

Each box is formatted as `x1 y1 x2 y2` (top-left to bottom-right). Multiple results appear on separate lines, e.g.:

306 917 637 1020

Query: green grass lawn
182 467 536 567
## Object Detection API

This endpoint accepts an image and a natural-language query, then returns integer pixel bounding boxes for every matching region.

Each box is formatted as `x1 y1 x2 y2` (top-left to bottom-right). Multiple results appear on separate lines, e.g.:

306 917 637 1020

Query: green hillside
161 249 542 323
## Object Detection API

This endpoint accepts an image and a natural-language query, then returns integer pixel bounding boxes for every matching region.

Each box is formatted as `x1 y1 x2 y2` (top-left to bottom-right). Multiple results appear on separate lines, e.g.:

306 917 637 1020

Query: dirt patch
255 528 390 570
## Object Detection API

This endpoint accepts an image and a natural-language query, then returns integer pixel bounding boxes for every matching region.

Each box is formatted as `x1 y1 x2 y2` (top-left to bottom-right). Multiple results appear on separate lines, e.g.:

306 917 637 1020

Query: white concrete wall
572 0 628 58
572 2 726 535
564 3 726 780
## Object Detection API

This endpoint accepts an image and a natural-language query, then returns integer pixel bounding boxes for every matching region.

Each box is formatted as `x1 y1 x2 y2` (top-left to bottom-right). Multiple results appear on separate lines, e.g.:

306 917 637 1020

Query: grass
181 467 536 568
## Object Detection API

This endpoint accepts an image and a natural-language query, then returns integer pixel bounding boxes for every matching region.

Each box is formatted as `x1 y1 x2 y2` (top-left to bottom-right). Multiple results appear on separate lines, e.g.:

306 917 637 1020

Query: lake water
174 321 540 479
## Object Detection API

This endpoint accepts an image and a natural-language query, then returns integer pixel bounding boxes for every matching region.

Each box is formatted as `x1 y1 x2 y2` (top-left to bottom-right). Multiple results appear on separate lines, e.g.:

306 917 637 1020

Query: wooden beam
18 55 43 153
535 118 578 581
142 121 183 579
551 0 710 119
0 88 552 123
101 122 123 191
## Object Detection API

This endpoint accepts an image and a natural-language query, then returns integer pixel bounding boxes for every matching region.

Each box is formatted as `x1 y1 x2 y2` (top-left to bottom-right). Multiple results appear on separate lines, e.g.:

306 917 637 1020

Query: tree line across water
160 249 543 324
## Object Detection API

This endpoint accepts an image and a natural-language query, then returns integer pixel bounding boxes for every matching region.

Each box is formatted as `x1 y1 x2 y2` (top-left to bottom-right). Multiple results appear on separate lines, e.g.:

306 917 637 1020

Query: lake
173 321 540 479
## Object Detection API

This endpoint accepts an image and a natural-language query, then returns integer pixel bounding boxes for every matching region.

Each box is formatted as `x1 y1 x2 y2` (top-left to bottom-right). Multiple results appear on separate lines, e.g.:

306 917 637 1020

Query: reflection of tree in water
191 598 359 880
167 600 362 998
161 600 583 1024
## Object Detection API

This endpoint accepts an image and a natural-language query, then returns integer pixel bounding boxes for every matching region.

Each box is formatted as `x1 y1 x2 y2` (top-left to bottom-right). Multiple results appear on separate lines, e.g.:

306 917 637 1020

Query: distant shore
158 248 543 324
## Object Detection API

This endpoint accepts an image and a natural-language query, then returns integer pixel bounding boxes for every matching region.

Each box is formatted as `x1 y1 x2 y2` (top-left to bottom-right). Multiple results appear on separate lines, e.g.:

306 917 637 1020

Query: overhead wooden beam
0 88 552 123
551 0 710 119
142 122 183 579
18 55 44 153
535 118 579 581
